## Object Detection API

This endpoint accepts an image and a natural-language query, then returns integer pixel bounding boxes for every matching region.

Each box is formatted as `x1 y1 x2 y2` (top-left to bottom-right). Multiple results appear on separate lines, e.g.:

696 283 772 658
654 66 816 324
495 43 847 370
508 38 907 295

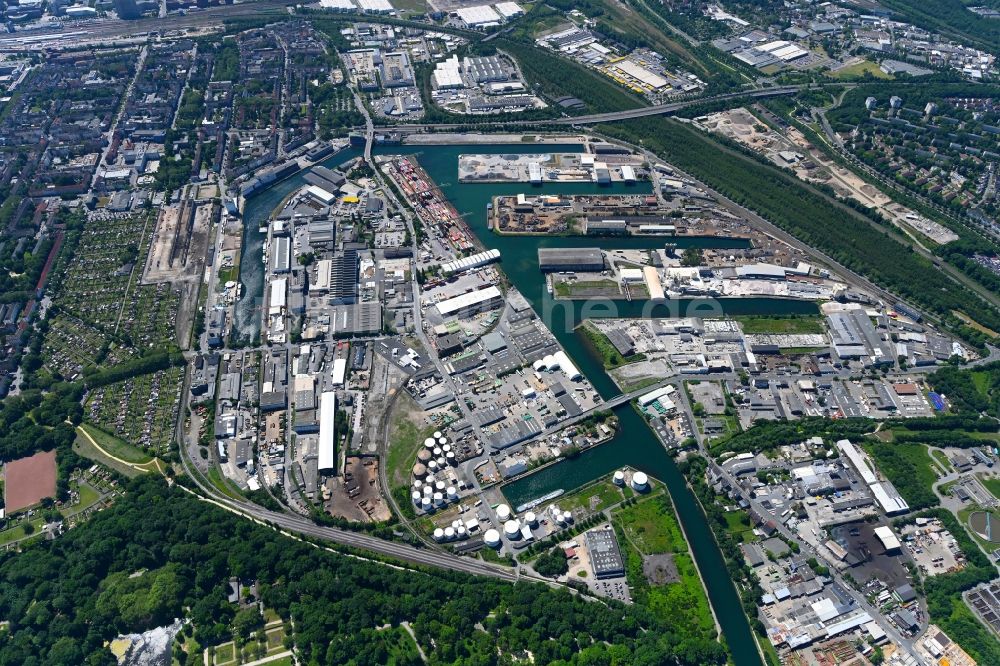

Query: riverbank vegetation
679 455 776 665
578 321 647 369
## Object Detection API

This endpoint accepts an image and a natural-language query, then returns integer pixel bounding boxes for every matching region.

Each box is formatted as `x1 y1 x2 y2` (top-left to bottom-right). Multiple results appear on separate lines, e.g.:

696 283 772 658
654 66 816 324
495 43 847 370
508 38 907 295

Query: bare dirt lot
326 456 391 522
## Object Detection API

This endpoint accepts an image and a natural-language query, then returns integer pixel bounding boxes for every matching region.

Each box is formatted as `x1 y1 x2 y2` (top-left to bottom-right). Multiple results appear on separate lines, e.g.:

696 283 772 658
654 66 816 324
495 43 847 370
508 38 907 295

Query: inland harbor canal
239 141 818 665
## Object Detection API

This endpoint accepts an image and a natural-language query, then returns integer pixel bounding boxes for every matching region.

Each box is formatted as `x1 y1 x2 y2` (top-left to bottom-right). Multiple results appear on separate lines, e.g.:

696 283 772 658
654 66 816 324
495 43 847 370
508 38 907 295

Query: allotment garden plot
53 212 179 350
41 314 135 382
86 364 183 457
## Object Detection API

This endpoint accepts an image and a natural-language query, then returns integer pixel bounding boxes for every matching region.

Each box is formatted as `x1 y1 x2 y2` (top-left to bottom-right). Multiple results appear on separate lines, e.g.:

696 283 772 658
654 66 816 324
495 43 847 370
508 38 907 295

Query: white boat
516 489 563 513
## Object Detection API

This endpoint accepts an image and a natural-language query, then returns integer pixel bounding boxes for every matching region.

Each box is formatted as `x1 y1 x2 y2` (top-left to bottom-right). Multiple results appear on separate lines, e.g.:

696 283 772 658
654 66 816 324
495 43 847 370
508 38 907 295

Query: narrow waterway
237 143 814 665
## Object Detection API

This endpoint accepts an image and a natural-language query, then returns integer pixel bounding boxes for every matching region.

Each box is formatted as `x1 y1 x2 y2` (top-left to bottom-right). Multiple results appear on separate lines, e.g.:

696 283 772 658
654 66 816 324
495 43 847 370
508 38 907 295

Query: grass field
981 476 1000 500
0 516 45 546
723 508 755 544
553 479 627 516
65 479 102 516
389 0 425 15
866 441 940 510
734 315 824 335
617 492 686 554
614 491 716 640
73 430 144 478
80 423 153 464
831 60 891 80
554 279 620 297
386 394 434 492
930 448 953 474
207 467 244 501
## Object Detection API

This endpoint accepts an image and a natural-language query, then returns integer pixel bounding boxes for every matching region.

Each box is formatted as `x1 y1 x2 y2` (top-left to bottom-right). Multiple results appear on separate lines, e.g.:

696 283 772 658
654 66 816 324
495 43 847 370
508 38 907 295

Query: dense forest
599 116 1000 347
0 476 728 665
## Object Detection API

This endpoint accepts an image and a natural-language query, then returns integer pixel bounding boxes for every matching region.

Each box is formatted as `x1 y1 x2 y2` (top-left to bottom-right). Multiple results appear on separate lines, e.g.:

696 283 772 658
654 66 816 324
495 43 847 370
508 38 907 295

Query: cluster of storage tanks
530 350 582 380
613 468 650 492
411 432 460 511
433 519 473 542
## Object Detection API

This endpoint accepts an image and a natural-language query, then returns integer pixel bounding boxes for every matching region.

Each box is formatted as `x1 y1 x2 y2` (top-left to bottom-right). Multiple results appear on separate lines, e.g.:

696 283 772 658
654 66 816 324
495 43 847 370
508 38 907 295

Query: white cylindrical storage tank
433 491 444 504
423 484 432 495
452 520 462 529
555 512 566 525
444 526 455 540
412 479 423 489
437 457 447 468
631 471 649 491
613 470 625 486
412 463 427 479
424 437 437 449
435 480 446 492
484 528 501 547
442 444 451 453
428 460 438 471
437 436 447 446
563 511 573 523
411 490 422 503
433 528 445 541
457 525 467 539
421 497 432 511
497 504 511 521
433 447 442 457
433 431 442 439
504 519 520 537
446 486 458 499
446 451 456 464
524 511 537 526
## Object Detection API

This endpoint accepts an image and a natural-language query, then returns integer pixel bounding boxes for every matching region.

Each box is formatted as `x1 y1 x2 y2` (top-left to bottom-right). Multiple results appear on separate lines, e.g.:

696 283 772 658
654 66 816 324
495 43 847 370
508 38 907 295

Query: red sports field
4 450 57 513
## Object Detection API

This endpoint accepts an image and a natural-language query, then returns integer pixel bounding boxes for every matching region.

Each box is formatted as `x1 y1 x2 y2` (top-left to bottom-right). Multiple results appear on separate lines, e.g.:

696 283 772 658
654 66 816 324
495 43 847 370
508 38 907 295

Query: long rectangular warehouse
318 391 337 473
435 285 503 318
440 248 500 276
537 247 605 272
272 236 290 274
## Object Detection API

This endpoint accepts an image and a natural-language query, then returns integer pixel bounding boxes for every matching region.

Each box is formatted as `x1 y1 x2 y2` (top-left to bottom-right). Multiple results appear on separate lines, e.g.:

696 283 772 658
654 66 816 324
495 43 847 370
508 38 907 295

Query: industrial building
837 439 910 515
379 52 415 88
440 248 500 276
827 310 894 366
585 527 625 579
537 247 605 272
435 285 503 318
318 391 337 474
271 236 291 274
874 525 902 553
493 2 523 19
329 302 383 337
455 5 502 28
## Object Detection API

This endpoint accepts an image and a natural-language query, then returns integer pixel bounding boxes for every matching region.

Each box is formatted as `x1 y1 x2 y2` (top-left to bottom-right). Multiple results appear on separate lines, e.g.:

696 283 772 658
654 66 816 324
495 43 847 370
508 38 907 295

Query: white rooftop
456 5 501 25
